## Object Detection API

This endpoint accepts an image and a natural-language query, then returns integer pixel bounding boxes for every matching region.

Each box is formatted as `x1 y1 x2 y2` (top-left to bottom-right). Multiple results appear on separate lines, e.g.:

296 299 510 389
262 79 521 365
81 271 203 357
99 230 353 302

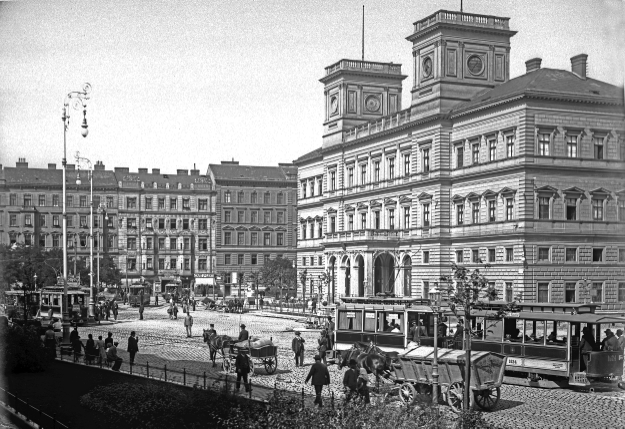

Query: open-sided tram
128 283 151 306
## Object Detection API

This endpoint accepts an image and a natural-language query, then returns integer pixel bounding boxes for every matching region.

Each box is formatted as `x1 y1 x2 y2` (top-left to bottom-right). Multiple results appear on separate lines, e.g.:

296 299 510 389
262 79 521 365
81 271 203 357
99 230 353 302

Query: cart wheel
446 382 473 413
474 386 500 411
249 357 255 376
399 382 417 405
264 357 278 374
222 358 230 372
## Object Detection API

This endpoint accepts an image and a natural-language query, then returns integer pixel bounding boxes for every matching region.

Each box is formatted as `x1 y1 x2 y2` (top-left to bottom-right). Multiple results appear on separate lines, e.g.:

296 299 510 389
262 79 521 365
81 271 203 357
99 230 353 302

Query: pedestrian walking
112 301 119 321
184 312 194 337
105 300 111 320
155 293 159 306
259 297 264 311
44 325 56 359
311 299 316 314
342 359 359 402
234 349 251 393
70 326 79 344
139 303 144 320
317 330 328 365
127 331 139 365
238 324 249 341
72 334 84 363
96 335 106 365
172 303 178 319
106 341 123 371
85 334 96 364
305 354 330 407
207 323 218 365
291 331 305 367
326 316 335 350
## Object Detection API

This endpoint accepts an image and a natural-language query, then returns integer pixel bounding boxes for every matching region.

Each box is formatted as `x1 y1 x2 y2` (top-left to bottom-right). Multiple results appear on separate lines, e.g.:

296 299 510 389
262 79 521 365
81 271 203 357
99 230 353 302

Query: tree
439 263 518 410
258 257 296 299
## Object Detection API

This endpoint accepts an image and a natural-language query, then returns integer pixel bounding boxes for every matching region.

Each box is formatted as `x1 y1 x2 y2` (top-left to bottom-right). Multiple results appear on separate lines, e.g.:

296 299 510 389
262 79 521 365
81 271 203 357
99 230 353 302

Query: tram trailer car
128 284 152 307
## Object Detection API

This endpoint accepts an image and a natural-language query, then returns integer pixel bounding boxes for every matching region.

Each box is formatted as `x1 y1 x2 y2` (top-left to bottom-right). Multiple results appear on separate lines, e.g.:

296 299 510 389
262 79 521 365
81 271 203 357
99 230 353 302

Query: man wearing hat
207 323 217 366
601 329 619 351
616 329 625 352
342 358 359 402
234 348 251 393
106 341 123 371
305 354 330 407
291 331 305 367
238 324 249 341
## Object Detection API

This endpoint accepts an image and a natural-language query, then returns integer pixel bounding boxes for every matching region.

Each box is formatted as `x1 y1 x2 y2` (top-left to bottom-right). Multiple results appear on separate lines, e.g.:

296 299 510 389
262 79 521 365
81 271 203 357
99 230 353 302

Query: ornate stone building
294 9 625 306
207 161 298 296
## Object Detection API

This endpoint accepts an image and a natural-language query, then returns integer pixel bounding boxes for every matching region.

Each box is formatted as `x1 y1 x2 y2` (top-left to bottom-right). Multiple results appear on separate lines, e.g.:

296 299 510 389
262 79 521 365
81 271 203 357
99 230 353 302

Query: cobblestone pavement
76 303 625 429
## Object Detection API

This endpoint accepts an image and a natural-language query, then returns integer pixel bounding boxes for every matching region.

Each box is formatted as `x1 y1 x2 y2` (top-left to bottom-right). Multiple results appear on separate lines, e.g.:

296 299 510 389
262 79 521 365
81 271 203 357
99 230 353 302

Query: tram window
377 312 404 333
473 317 484 339
527 320 546 344
545 321 567 346
364 311 376 332
338 310 362 330
504 318 524 342
484 319 503 341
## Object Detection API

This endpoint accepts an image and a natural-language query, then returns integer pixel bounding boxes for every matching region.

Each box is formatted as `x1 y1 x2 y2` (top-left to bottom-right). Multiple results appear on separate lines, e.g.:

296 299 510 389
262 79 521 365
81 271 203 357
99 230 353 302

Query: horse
338 341 397 377
202 331 233 367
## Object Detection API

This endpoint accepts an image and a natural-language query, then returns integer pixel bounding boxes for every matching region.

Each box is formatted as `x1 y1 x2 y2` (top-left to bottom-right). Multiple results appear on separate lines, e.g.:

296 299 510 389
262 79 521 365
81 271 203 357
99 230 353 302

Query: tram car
128 283 152 307
101 286 124 302
335 297 625 389
39 286 88 325
162 281 183 302
4 288 40 321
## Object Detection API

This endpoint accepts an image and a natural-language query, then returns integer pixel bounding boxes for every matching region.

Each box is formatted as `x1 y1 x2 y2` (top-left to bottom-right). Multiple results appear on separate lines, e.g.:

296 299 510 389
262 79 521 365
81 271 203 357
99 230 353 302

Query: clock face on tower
364 95 381 113
422 57 433 78
330 96 338 114
467 55 485 76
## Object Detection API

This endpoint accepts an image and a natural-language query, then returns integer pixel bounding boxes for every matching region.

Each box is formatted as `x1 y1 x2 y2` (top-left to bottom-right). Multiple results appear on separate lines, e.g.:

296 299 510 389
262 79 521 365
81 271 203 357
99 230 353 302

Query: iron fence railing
0 385 69 429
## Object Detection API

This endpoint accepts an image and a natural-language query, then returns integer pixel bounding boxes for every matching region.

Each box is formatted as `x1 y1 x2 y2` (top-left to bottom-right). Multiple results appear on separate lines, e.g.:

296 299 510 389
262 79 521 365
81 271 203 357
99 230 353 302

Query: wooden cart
392 346 506 413
222 344 279 375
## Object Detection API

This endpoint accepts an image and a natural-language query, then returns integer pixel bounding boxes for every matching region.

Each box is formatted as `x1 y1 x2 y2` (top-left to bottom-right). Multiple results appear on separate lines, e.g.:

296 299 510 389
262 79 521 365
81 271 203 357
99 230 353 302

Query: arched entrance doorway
355 255 365 296
374 253 395 295
328 256 336 303
344 257 351 297
403 255 412 297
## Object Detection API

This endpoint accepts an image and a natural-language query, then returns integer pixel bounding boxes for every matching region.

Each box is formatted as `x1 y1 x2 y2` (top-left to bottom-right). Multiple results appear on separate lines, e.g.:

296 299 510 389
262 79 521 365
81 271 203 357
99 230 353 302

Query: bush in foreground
2 324 48 373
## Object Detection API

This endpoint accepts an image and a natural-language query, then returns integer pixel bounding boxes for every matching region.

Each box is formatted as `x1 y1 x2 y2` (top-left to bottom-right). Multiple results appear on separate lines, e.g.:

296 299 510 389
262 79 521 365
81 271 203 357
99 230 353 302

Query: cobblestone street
75 303 625 429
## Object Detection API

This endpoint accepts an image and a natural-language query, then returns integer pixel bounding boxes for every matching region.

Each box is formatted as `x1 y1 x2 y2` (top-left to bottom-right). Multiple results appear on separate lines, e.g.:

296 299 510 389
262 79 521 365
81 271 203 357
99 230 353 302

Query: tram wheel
399 382 417 406
474 387 500 411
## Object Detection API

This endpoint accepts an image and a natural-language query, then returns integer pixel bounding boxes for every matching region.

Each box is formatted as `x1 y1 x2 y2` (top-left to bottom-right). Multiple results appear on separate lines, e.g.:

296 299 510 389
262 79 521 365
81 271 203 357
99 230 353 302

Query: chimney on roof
16 158 28 168
190 169 200 176
138 168 148 174
152 168 160 175
114 167 129 173
66 164 75 171
94 161 105 171
48 163 57 170
176 169 188 175
571 54 588 78
525 58 542 74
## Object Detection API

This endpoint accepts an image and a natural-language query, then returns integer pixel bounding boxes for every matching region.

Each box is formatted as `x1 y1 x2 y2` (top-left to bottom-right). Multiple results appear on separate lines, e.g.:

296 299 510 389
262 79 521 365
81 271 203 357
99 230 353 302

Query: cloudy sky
1 0 623 173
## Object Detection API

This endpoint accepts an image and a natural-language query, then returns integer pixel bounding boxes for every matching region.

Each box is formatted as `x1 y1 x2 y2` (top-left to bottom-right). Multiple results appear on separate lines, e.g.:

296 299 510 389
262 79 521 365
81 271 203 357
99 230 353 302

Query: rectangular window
591 282 603 303
183 237 190 250
389 209 395 230
158 198 165 209
251 192 257 204
472 144 480 164
9 194 16 205
505 282 514 302
198 259 207 270
159 238 165 249
158 218 165 229
423 281 430 299
225 254 231 265
251 232 258 246
505 248 513 262
360 165 367 184
24 214 32 226
472 249 479 263
594 137 604 160
506 198 514 221
53 215 60 227
66 195 73 207
198 199 208 210
147 258 153 269
264 254 270 264
198 238 207 250
39 214 46 227
456 250 463 263
619 249 625 263
318 179 323 195
182 198 190 209
488 248 496 262
403 207 410 229
361 212 367 230
251 211 258 223
238 192 245 203
618 282 625 303
277 193 284 204
264 211 271 224
264 193 270 204
423 149 430 173
53 194 60 207
404 154 410 176
9 214 16 227
277 212 284 224
224 192 231 203
592 248 604 262
52 235 59 247
457 204 464 225
330 171 336 190
251 254 257 265
456 146 464 168
537 283 549 303
538 197 550 219
263 233 270 246
310 256 315 266
374 211 380 229
170 238 177 249
565 282 576 303
127 237 137 250
24 194 32 206
80 215 88 227
224 211 231 223
128 258 137 271
126 197 136 209
472 202 479 224
330 216 336 233
592 199 604 221
38 195 46 206
566 248 577 262
224 232 231 245
170 198 177 210
489 138 496 161
423 204 430 227
538 133 550 156
347 214 353 231
302 256 306 266
66 215 73 227
388 158 395 179
198 219 207 230
318 256 323 265
347 167 354 187
237 232 244 245
277 232 284 246
145 197 152 210
146 237 153 249
619 200 625 222
182 218 189 230
566 135 578 158
506 135 514 158
566 198 577 220
423 251 430 264
237 254 244 265
538 247 550 261
237 211 244 223
374 161 380 182
488 200 496 222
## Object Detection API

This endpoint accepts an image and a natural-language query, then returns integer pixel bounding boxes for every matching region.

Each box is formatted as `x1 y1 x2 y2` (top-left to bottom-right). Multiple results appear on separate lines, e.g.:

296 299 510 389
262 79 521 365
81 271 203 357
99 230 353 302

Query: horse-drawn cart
222 343 279 375
392 346 506 413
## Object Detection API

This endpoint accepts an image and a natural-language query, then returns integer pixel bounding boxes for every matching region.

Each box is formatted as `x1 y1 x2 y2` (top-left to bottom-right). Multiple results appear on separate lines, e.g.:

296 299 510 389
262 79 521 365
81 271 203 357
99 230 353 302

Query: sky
1 0 623 173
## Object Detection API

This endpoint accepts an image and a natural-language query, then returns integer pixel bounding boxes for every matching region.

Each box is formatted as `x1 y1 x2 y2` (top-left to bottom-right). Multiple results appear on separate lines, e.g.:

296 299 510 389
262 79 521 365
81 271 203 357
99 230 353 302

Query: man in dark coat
112 301 119 321
305 355 330 407
127 331 139 365
291 331 305 367
139 302 144 320
207 324 217 365
238 324 249 341
326 316 335 349
105 300 111 320
234 349 251 392
342 359 359 402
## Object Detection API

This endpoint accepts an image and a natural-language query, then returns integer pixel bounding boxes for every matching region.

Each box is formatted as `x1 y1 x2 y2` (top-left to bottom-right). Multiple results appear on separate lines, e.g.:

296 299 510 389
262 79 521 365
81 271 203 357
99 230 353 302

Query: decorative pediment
399 195 412 205
314 215 323 221
326 207 337 214
235 225 248 231
299 217 306 223
249 226 261 231
417 192 432 201
498 187 517 197
536 185 558 196
481 189 497 200
357 202 368 210
369 199 382 208
589 187 612 199
465 192 481 202
274 226 287 231
562 187 585 198
451 194 465 203
261 226 274 231
222 225 234 231
306 216 314 222
615 189 625 198
344 204 355 212
384 197 397 206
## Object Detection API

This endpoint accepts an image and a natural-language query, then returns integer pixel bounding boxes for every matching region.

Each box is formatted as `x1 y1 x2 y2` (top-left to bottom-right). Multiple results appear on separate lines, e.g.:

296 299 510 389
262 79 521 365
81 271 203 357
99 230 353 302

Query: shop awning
195 277 215 286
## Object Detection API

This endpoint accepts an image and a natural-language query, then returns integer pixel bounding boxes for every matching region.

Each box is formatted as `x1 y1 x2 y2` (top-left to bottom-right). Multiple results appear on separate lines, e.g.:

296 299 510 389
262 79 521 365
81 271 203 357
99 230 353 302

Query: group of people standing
94 299 119 323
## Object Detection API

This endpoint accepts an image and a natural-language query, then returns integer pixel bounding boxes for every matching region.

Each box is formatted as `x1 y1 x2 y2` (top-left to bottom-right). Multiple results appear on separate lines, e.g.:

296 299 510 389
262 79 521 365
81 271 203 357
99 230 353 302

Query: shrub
2 324 48 373
455 409 496 429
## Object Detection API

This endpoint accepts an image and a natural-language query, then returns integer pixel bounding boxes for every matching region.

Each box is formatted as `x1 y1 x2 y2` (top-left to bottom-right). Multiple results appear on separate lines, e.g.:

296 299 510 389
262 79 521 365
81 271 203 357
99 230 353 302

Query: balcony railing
325 59 403 76
413 10 510 33
344 108 412 143
325 229 411 243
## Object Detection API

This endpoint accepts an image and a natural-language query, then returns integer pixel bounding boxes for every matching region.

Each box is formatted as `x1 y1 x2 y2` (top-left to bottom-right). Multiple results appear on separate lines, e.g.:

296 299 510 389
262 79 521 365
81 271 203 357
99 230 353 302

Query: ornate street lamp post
429 287 442 406
96 204 108 293
61 83 91 346
75 152 95 323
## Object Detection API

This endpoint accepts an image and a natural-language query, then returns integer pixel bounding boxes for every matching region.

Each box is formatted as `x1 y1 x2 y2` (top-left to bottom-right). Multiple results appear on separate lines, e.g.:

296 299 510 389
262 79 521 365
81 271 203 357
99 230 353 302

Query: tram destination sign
346 312 356 318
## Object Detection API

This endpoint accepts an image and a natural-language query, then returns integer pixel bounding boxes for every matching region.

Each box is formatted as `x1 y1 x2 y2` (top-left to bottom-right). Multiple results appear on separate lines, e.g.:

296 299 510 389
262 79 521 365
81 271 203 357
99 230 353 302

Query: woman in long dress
95 335 107 365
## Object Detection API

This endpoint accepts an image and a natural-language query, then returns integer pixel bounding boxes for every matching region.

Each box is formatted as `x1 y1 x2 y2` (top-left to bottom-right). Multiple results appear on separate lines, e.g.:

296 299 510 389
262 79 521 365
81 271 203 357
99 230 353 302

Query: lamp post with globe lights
61 83 91 345
75 152 96 323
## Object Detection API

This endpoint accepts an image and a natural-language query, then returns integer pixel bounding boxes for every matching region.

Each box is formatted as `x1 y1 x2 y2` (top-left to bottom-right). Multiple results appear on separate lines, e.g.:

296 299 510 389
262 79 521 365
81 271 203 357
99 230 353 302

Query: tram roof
452 309 625 324
340 297 431 306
